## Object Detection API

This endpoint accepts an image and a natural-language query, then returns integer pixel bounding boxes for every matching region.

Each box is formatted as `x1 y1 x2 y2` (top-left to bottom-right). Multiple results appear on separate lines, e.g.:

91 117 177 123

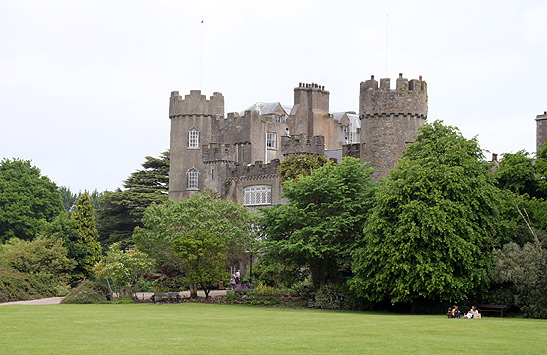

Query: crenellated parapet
202 143 236 163
359 73 427 119
169 90 224 118
227 160 280 180
281 134 325 156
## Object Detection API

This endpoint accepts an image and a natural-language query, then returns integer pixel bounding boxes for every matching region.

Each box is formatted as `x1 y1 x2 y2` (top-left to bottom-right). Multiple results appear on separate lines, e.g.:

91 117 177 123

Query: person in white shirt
465 306 479 318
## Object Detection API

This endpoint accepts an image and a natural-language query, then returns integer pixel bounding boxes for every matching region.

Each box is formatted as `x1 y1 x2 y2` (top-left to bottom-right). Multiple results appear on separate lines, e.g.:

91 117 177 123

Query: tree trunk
189 283 198 298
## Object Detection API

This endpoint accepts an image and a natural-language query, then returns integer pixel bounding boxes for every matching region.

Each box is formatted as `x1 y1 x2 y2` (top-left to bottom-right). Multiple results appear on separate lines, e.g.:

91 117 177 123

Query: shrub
1 236 74 284
489 242 547 318
521 277 547 319
314 283 362 311
253 283 275 296
252 260 307 289
0 266 57 302
61 280 111 304
290 280 313 299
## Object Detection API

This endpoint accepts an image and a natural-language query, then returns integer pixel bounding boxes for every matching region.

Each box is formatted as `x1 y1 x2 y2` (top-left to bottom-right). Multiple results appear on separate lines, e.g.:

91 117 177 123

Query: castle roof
331 112 361 129
240 102 291 116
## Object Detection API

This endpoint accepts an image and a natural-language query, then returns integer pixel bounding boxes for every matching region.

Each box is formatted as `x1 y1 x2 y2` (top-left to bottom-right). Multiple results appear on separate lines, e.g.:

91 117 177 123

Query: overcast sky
1 0 546 193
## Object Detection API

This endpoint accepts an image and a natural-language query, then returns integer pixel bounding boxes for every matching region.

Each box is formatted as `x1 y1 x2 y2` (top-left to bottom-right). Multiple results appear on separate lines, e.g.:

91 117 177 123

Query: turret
359 74 428 179
168 90 224 200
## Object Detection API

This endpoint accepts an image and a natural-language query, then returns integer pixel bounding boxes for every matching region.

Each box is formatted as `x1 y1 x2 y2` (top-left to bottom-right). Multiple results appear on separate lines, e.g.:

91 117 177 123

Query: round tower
359 73 428 179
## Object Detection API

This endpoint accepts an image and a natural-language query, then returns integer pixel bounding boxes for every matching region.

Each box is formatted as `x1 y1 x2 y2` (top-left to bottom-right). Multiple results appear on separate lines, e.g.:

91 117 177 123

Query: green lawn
1 303 545 354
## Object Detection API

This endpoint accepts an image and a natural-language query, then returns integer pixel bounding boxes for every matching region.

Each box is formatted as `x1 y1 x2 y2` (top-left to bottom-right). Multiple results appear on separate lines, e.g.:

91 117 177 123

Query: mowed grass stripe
0 303 545 354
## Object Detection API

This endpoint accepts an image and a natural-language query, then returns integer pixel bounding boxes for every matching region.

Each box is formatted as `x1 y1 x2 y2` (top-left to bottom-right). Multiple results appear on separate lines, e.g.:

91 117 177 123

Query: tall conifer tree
71 191 102 277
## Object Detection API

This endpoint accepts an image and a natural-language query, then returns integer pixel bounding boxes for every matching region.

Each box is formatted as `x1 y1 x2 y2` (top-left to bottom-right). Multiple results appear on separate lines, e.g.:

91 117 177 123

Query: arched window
187 168 199 190
244 185 272 206
188 128 200 149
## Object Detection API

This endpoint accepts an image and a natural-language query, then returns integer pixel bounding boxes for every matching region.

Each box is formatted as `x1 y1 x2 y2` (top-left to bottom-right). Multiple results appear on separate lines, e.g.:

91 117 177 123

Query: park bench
477 304 505 317
150 292 181 303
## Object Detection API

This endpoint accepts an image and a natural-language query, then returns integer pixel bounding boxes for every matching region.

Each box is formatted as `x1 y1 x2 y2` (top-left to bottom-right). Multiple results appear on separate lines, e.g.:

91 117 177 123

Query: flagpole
200 20 204 91
385 14 388 77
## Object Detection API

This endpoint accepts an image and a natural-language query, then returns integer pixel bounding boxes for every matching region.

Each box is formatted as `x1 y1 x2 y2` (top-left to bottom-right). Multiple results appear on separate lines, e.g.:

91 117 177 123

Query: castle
168 74 428 209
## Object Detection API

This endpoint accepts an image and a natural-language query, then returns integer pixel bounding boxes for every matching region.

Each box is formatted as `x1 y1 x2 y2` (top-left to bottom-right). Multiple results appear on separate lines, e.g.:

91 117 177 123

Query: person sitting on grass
451 305 461 318
465 306 479 319
447 307 453 318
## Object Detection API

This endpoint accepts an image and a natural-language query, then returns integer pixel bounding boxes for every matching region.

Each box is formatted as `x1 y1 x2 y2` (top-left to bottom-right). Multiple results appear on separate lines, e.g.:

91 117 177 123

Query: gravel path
0 290 227 306
0 297 64 306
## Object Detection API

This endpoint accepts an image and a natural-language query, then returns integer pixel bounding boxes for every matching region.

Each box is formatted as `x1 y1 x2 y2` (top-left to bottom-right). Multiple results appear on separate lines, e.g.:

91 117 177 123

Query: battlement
227 160 280 180
169 90 224 118
296 82 328 92
359 73 428 118
293 82 330 114
202 143 236 163
281 134 325 156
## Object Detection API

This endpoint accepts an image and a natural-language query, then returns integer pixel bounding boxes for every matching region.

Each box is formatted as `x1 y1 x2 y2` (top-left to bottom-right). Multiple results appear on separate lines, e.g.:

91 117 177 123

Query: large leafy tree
351 121 502 305
96 151 169 247
0 158 64 242
260 157 375 288
173 230 228 299
71 192 102 277
133 190 256 296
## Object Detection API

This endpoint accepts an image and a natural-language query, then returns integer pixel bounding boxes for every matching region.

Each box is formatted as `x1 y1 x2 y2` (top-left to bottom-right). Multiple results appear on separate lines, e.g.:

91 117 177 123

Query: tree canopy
96 151 169 247
0 158 64 242
351 121 502 304
260 157 375 288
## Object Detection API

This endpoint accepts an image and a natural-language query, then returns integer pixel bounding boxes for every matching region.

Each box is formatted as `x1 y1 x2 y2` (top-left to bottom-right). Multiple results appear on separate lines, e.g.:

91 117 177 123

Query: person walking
235 269 241 285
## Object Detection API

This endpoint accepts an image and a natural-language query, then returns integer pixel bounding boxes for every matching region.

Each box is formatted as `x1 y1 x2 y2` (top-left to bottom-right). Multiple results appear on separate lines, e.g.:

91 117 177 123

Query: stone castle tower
359 73 428 178
168 90 224 200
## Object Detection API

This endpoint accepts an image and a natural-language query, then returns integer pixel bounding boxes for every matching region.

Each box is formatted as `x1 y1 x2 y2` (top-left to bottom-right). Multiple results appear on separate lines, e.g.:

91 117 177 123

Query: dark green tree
351 121 501 305
0 158 64 242
39 213 89 284
59 187 102 216
260 157 375 288
173 230 228 299
71 192 102 277
96 151 169 247
59 186 78 214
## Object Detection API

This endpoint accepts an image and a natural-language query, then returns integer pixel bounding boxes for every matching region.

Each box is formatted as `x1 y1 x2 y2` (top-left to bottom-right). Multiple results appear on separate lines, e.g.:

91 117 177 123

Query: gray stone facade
536 111 547 152
169 77 428 206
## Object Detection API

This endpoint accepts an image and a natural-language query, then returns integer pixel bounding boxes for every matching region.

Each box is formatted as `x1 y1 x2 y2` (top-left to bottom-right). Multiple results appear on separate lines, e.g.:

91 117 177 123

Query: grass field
1 303 546 354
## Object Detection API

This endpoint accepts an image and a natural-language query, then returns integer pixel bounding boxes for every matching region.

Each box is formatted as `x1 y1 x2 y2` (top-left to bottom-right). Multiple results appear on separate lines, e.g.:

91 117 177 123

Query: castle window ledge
186 147 201 150
186 187 199 191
